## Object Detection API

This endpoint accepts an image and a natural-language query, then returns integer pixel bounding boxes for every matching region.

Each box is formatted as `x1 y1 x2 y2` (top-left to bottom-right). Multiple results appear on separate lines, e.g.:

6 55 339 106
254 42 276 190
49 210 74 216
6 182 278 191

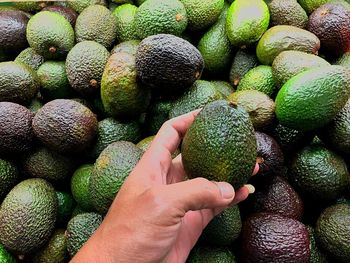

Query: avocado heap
0 0 350 262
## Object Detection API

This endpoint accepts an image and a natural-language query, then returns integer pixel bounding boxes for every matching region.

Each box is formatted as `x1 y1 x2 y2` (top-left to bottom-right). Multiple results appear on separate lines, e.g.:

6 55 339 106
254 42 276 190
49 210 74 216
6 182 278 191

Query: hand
72 109 259 263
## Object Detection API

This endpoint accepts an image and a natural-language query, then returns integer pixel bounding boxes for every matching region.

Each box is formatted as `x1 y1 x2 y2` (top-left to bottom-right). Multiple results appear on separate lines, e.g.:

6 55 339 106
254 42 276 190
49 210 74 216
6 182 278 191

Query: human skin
72 109 258 263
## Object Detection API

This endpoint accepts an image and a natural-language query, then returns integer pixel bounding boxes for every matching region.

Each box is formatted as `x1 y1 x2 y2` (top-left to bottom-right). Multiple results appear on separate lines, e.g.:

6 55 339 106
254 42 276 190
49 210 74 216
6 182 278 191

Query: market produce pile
0 0 350 262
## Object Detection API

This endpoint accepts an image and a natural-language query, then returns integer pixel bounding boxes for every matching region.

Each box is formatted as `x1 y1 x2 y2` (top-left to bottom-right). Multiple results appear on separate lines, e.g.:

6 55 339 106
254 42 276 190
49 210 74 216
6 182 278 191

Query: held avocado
181 100 257 189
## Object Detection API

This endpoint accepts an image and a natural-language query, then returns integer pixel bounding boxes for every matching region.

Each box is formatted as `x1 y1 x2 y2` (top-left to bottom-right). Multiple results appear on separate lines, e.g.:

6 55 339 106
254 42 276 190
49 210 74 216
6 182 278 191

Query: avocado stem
175 14 183 22
257 157 265 164
49 46 57 54
90 79 98 88
18 255 25 260
228 101 238 108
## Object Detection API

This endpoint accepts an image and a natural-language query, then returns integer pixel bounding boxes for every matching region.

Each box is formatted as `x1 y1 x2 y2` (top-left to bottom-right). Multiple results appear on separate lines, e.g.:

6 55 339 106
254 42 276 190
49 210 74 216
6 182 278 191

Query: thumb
162 178 235 213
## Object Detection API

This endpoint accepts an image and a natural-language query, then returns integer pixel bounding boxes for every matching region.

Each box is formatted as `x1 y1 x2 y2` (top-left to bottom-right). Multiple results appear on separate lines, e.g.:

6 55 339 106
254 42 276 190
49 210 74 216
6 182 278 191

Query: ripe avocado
308 2 350 57
316 204 350 262
169 80 224 119
0 61 39 105
307 226 330 263
242 213 310 263
22 146 76 182
298 0 330 14
90 117 141 159
256 25 320 65
0 159 18 200
0 102 34 156
90 141 142 214
15 47 45 71
237 65 277 97
187 246 237 263
198 3 233 76
228 90 275 130
75 5 117 48
26 11 75 59
0 9 29 58
135 34 204 95
226 0 270 47
135 0 187 39
101 51 151 119
68 0 107 13
30 229 68 263
112 3 139 42
37 61 74 100
289 144 350 202
0 244 16 263
111 39 140 56
42 5 78 27
66 212 102 257
0 178 57 254
180 0 224 31
275 65 350 131
268 0 308 28
56 191 76 227
71 164 94 211
318 99 350 155
181 100 257 189
32 99 98 154
200 205 242 246
229 49 259 86
272 50 330 88
66 41 109 97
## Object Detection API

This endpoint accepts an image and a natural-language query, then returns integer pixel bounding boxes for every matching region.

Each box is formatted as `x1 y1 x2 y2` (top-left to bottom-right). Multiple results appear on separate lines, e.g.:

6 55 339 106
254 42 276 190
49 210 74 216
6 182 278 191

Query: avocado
316 204 350 262
246 176 304 220
169 80 224 119
66 212 102 257
272 50 330 88
0 178 57 254
198 3 233 76
210 81 235 98
22 146 76 182
242 212 310 263
28 97 44 114
237 65 277 97
180 0 224 31
0 9 29 58
229 49 259 86
111 39 140 56
135 0 187 39
307 226 330 263
200 205 242 246
226 0 270 47
0 159 18 200
318 99 350 155
144 99 173 135
71 164 94 211
256 25 320 65
32 99 98 154
90 141 142 214
289 144 350 202
335 51 350 68
101 51 151 119
66 41 109 97
268 0 308 28
187 246 237 263
90 117 141 159
275 65 350 131
42 5 78 27
56 191 76 227
135 34 204 96
37 61 74 100
112 3 138 42
0 244 16 263
26 11 75 59
15 47 45 71
136 136 181 158
182 100 257 189
298 0 330 14
30 229 68 263
14 1 48 12
229 90 275 131
0 61 39 105
75 5 117 48
0 102 34 156
71 206 87 218
68 0 107 13
307 2 350 57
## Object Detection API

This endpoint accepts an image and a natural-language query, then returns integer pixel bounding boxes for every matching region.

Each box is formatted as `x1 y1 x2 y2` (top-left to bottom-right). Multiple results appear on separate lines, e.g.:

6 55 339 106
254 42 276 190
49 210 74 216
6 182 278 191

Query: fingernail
245 184 255 194
217 182 235 199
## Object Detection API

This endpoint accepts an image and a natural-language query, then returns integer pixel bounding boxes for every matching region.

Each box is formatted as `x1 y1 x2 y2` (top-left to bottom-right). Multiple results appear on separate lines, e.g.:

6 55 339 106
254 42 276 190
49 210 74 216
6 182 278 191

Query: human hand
72 109 259 263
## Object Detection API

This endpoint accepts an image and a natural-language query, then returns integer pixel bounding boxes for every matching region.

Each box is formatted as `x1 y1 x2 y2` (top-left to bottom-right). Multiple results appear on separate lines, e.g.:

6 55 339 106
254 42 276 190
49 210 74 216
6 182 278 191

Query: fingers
252 162 260 176
167 154 186 184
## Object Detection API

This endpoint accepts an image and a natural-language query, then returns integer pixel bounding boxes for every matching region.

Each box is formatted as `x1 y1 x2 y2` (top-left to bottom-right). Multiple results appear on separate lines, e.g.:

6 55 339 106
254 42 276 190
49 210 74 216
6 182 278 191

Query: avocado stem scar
49 46 57 54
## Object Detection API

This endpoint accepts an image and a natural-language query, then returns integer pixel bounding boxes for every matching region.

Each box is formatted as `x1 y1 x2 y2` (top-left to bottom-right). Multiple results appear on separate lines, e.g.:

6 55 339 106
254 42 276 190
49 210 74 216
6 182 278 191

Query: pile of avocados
0 0 350 262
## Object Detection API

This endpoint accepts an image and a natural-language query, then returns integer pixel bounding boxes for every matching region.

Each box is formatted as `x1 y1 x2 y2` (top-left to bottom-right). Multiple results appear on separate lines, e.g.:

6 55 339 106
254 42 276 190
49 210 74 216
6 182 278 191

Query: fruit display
0 0 349 262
